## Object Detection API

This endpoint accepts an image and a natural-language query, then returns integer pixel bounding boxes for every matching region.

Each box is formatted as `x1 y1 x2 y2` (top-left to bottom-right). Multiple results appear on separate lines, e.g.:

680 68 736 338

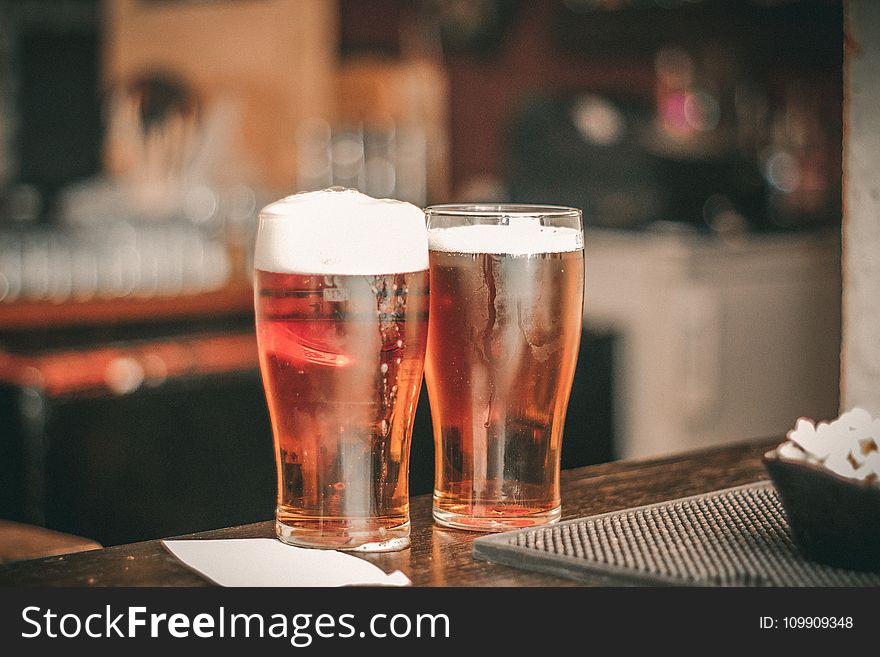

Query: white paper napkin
162 538 411 587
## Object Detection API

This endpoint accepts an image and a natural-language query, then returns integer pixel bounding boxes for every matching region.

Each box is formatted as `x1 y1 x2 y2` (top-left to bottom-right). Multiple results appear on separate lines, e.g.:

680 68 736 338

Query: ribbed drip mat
473 482 880 586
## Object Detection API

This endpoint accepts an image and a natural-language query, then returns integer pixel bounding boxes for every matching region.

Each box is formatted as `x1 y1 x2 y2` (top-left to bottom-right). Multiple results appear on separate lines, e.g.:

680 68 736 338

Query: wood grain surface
0 437 778 587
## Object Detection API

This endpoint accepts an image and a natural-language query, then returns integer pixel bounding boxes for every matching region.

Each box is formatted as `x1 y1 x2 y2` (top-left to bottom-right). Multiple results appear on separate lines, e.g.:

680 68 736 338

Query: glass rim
424 203 582 219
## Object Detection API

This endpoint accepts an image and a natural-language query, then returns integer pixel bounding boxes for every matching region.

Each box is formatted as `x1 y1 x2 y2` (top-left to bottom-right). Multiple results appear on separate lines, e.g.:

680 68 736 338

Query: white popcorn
777 441 806 461
788 417 830 459
778 407 880 485
854 452 880 481
823 449 858 479
842 406 873 431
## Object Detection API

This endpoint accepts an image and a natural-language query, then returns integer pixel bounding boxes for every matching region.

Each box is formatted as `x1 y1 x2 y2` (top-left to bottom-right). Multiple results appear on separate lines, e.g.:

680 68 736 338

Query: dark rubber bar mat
473 482 880 586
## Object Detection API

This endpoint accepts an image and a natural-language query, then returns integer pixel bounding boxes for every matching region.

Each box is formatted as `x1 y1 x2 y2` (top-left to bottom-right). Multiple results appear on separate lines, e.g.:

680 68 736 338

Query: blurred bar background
0 0 844 547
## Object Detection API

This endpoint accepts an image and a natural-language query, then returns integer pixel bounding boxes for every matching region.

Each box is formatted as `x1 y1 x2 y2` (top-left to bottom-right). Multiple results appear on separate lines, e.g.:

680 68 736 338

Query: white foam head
255 189 428 275
428 221 583 255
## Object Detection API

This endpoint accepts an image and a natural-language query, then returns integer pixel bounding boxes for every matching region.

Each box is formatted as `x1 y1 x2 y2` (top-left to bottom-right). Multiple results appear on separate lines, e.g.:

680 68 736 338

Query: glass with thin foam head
254 189 428 551
424 204 584 531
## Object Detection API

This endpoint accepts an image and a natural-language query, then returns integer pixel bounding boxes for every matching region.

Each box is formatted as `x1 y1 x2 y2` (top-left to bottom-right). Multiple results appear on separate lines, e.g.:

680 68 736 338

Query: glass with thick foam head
424 204 584 531
254 189 428 551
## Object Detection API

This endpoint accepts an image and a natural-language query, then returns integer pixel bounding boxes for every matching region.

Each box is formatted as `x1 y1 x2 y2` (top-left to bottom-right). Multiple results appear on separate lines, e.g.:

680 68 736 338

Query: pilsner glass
254 188 428 551
424 204 584 531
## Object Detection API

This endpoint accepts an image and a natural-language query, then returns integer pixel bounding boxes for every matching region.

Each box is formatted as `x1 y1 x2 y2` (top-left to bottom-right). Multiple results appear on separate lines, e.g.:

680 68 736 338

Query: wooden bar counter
0 438 778 587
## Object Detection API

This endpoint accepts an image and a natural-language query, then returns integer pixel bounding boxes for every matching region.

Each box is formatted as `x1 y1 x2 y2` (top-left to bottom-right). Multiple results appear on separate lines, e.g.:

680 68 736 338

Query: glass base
432 504 561 532
275 519 410 552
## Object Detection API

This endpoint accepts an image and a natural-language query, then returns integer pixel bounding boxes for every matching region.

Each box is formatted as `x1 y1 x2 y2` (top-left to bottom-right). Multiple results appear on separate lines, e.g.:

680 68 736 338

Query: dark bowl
764 450 880 573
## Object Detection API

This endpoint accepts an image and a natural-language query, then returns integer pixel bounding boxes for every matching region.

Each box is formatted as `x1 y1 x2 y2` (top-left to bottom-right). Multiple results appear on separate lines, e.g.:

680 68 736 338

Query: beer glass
254 188 429 551
424 204 584 531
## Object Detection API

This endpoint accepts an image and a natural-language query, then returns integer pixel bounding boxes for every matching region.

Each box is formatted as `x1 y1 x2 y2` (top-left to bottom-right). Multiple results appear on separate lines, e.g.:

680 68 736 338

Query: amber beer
425 207 584 531
254 189 428 551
